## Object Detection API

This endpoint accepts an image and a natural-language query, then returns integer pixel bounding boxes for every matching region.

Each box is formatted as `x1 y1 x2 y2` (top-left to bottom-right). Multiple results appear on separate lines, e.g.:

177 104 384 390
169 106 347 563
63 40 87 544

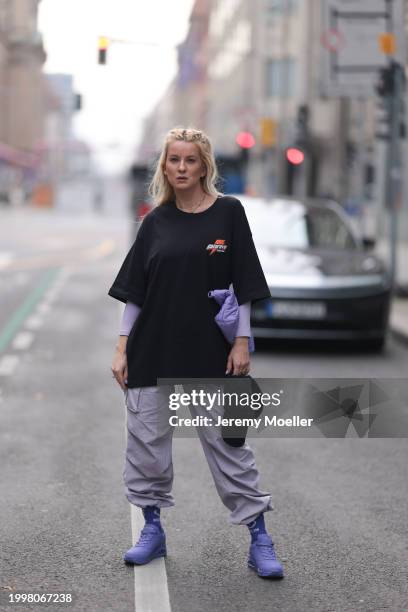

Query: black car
241 196 391 350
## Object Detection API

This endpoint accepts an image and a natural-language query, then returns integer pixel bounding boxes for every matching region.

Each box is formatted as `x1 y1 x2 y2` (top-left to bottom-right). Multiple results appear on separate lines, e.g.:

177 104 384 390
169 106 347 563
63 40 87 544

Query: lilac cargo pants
123 386 272 525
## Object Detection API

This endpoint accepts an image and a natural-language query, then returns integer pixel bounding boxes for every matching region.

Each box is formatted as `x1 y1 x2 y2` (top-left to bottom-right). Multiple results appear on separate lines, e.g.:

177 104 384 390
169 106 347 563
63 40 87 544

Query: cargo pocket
137 387 159 421
125 388 142 414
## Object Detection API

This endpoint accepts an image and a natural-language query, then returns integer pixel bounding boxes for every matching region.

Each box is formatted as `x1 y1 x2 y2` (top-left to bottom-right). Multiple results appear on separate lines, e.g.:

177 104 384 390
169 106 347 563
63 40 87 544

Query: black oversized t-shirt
108 195 270 387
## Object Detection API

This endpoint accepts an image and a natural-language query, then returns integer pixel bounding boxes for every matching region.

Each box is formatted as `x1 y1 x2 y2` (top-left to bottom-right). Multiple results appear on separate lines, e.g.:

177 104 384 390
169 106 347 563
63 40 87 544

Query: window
265 0 299 14
265 58 296 98
250 203 357 250
210 0 241 38
209 19 251 80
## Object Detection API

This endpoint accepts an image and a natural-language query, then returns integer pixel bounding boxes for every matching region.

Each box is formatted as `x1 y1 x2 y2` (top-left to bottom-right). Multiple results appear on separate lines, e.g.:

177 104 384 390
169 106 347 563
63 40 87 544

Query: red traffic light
236 131 255 149
286 147 305 165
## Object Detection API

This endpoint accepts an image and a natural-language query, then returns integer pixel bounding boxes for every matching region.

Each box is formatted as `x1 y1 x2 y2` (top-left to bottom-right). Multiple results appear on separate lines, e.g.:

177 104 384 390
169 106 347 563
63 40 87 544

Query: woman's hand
111 336 128 390
226 337 250 376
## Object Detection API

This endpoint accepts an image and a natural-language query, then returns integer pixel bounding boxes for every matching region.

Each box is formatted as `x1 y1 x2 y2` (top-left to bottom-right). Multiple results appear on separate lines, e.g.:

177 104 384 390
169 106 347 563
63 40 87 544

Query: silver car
241 196 391 351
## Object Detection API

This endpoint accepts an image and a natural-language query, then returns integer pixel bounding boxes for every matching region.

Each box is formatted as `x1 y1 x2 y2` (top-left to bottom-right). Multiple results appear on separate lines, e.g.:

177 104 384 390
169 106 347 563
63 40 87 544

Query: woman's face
164 141 206 191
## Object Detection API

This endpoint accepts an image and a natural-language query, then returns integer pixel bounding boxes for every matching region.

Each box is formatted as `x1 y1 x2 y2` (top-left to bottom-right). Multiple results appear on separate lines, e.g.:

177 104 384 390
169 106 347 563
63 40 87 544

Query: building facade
137 0 348 199
4 0 47 150
137 0 211 163
0 0 47 204
138 0 408 226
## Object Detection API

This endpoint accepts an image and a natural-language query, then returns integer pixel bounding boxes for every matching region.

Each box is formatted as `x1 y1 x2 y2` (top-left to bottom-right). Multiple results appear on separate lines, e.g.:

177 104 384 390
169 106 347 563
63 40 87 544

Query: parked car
240 196 391 350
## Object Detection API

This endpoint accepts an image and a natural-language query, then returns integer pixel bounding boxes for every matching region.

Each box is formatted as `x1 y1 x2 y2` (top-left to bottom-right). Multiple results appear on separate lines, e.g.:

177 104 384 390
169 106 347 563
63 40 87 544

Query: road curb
390 325 408 347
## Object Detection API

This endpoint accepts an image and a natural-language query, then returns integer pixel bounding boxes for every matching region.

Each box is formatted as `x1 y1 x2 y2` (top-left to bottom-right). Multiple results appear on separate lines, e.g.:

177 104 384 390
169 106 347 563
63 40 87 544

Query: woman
109 127 284 578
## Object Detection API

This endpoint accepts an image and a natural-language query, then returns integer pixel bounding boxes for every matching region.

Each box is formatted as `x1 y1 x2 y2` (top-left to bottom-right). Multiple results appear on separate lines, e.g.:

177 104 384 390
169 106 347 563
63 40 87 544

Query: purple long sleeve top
119 301 252 338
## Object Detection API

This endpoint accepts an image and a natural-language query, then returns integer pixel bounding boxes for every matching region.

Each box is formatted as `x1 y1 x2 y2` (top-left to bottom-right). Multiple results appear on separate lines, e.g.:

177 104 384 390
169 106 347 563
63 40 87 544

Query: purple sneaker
124 524 166 565
248 534 284 578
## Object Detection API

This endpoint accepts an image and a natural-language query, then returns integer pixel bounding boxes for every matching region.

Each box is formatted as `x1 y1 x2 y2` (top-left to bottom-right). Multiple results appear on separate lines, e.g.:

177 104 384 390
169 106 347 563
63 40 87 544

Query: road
0 194 407 612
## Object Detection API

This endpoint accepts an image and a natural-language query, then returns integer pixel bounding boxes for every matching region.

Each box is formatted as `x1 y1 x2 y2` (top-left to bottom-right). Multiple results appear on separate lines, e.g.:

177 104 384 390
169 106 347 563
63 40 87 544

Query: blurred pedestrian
108 127 284 578
93 182 104 214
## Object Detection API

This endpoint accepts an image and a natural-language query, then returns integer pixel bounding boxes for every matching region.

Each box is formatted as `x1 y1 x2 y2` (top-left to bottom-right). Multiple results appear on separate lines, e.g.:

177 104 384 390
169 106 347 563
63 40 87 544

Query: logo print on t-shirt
206 239 228 255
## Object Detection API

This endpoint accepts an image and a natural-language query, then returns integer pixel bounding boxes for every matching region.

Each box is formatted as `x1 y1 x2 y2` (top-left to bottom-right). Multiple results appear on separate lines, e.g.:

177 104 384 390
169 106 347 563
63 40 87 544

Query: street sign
321 29 345 53
320 0 405 98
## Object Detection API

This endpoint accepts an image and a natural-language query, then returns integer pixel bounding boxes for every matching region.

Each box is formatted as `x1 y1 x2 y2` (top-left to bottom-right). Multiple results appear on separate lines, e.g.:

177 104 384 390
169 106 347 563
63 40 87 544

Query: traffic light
375 62 406 139
285 146 305 165
296 104 309 133
283 143 317 196
98 36 110 64
375 61 406 97
282 103 318 195
236 131 255 149
375 65 395 97
236 131 255 167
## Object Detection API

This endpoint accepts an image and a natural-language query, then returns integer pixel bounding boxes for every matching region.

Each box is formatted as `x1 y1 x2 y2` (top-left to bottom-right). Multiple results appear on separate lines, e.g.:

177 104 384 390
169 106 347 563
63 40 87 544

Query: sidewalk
390 298 408 345
376 238 408 344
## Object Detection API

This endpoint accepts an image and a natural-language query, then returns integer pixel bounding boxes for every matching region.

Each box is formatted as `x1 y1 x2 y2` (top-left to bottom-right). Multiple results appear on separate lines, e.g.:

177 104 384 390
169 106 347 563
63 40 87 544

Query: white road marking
0 252 14 269
36 302 51 315
0 265 69 379
130 505 171 612
43 288 59 302
12 332 34 350
24 315 44 330
0 355 19 376
117 302 171 612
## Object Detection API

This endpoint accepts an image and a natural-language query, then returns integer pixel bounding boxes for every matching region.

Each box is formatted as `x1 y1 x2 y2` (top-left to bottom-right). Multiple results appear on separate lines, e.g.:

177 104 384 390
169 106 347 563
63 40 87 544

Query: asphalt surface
0 254 133 611
0 201 408 611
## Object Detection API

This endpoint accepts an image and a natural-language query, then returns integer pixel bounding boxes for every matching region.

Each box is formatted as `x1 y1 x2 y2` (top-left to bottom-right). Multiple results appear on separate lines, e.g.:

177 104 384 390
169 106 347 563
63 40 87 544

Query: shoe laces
136 526 158 546
257 537 277 560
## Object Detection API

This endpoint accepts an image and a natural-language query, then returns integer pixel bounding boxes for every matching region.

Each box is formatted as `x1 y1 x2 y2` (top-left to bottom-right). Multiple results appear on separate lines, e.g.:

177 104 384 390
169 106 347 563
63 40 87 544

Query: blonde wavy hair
148 127 223 206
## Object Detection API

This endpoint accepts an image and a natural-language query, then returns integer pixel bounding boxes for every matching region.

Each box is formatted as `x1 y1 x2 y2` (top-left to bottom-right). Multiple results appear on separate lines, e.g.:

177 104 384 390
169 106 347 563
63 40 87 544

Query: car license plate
266 301 327 319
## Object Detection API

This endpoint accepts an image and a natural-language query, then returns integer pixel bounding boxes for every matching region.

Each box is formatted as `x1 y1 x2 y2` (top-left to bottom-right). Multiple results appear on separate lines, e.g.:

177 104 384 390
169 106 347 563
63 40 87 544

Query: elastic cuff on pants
229 500 273 526
126 494 175 509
